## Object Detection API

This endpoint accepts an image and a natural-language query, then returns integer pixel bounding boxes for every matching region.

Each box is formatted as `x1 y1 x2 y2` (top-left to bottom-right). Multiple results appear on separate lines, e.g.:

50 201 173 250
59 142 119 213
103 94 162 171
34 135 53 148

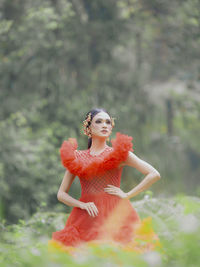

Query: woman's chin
93 133 110 139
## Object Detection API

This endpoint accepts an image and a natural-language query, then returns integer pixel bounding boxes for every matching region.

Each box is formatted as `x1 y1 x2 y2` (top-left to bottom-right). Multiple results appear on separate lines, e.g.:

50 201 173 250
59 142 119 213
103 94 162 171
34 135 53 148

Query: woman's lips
101 130 108 133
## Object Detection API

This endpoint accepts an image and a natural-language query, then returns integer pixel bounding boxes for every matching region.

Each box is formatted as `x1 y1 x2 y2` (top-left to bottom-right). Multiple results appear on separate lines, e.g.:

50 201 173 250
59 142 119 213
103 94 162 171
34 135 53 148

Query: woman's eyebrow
96 118 110 120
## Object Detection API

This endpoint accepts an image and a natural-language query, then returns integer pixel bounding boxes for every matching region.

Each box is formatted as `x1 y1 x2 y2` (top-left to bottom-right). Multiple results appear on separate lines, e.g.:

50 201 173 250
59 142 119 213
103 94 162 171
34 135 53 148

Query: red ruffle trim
52 225 81 247
60 132 134 180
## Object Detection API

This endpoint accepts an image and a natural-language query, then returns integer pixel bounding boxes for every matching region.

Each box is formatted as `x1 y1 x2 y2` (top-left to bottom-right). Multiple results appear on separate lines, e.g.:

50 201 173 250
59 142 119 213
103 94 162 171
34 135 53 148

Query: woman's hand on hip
104 185 128 199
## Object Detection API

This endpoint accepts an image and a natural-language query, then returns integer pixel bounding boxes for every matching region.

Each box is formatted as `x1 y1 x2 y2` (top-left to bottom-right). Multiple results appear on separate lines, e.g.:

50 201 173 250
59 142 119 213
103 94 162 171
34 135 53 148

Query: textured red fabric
52 132 141 247
59 132 134 180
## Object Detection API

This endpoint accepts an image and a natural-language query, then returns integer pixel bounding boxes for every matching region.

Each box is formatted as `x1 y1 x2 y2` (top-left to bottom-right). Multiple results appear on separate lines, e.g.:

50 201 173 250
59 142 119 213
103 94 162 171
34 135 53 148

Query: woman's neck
89 137 107 154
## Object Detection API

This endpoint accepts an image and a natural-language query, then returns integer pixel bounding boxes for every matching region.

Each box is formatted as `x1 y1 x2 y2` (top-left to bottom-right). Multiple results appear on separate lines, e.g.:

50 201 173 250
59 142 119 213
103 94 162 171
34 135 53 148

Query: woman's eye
106 120 111 124
95 120 102 123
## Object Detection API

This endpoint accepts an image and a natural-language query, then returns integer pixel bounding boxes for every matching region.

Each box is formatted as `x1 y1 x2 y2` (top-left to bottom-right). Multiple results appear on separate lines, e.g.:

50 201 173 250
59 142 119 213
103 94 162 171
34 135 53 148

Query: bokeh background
0 1 200 266
1 0 200 224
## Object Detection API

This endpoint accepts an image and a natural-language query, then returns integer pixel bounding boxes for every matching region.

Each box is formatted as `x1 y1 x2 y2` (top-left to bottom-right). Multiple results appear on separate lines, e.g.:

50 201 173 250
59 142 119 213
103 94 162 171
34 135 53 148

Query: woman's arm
122 151 161 199
105 151 161 199
57 170 99 217
57 170 83 208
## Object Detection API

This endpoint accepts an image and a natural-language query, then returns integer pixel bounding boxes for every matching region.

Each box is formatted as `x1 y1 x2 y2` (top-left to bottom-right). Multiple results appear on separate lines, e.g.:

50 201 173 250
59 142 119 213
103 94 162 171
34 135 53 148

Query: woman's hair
84 108 111 149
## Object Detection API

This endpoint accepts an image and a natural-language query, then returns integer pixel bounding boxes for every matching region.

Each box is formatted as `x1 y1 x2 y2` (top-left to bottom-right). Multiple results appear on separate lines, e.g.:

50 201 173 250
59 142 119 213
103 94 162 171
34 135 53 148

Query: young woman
50 108 161 253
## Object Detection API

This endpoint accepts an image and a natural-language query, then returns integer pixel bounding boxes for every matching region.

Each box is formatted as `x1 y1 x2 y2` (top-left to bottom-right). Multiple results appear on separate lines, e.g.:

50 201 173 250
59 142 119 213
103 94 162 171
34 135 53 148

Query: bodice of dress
75 148 123 195
59 132 134 193
79 169 122 195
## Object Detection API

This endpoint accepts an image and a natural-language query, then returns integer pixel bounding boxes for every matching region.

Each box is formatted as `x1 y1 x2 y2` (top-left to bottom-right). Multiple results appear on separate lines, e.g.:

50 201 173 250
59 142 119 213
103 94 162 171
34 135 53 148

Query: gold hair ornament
83 112 92 138
110 117 115 127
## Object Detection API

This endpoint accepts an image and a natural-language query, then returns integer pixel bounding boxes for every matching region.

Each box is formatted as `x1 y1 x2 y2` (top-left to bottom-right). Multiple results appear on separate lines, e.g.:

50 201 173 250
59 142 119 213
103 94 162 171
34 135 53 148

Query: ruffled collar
60 132 134 180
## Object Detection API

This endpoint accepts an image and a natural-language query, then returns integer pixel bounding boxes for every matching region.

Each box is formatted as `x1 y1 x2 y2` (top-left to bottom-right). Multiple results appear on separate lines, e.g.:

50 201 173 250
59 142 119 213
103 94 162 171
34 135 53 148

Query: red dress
51 132 160 253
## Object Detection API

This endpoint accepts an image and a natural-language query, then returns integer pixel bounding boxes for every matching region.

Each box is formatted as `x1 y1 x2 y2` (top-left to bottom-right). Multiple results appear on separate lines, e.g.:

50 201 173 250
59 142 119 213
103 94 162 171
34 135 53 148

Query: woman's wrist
126 191 137 199
77 201 84 209
125 192 131 199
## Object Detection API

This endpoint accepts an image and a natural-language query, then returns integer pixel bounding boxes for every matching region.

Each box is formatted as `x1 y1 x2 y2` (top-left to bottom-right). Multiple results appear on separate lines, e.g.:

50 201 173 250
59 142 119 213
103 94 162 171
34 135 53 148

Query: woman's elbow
154 171 161 179
57 191 62 201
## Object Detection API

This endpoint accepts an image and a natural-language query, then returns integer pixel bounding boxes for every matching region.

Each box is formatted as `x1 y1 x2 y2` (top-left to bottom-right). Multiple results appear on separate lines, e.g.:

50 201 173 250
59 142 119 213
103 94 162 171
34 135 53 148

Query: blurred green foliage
0 0 200 224
0 195 199 266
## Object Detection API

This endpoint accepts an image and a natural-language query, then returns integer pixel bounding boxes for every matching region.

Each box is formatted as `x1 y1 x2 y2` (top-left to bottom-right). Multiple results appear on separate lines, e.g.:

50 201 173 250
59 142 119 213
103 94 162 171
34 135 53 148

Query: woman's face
90 111 113 138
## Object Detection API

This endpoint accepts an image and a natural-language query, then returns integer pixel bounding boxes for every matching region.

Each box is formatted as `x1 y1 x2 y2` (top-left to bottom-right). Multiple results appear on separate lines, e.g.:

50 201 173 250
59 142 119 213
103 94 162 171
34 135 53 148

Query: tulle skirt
50 192 161 255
